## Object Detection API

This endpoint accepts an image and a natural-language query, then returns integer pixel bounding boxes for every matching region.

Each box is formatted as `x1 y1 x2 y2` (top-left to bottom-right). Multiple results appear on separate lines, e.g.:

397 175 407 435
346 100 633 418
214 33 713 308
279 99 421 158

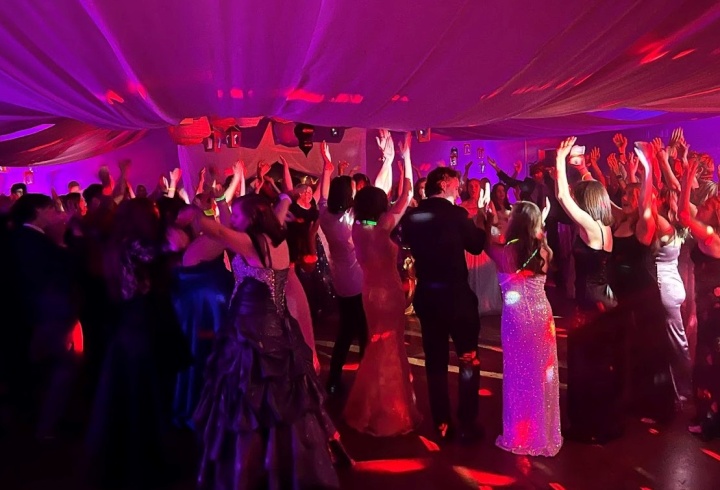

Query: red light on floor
701 448 720 462
640 50 669 64
418 435 440 452
478 388 493 397
343 363 360 371
230 88 244 99
453 466 517 487
70 321 83 354
549 483 566 490
332 93 363 104
648 428 659 435
355 458 428 474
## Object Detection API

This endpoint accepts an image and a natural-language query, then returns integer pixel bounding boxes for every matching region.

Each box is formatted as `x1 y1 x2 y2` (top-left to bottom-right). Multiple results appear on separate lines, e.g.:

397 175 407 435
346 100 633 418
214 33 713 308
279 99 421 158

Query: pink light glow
286 88 325 103
342 363 360 371
453 466 517 487
230 88 244 99
331 93 363 104
672 49 696 60
701 448 720 462
105 89 125 104
478 388 493 397
355 458 428 474
418 436 440 452
549 483 567 490
0 124 54 142
217 89 224 98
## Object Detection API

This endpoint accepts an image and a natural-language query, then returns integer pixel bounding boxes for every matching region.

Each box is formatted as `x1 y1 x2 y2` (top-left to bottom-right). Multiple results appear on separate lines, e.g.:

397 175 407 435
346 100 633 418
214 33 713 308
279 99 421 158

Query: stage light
294 123 314 156
417 128 431 142
226 126 241 148
330 127 339 137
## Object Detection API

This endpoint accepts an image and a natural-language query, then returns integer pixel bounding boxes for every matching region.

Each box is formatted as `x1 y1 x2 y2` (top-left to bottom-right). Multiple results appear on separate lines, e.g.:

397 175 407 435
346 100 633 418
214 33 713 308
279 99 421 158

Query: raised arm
373 129 395 194
167 168 181 199
277 157 292 194
679 159 720 257
178 206 255 257
555 137 603 235
633 142 657 246
319 142 334 201
224 160 245 204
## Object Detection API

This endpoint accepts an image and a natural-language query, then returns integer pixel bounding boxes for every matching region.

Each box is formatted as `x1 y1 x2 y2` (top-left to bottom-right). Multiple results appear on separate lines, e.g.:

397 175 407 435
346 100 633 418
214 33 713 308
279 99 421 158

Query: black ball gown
194 254 343 489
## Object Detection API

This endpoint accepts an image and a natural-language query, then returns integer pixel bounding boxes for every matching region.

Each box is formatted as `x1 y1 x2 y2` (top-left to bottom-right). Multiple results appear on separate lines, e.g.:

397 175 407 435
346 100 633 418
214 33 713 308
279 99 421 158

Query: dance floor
2 289 720 489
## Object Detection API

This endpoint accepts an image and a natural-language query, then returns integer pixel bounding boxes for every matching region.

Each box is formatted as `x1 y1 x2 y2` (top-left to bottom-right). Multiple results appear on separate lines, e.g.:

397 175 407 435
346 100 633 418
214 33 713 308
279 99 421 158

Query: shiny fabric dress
464 207 502 316
655 241 691 399
170 255 233 426
194 256 340 489
496 273 562 456
691 247 720 439
344 224 421 436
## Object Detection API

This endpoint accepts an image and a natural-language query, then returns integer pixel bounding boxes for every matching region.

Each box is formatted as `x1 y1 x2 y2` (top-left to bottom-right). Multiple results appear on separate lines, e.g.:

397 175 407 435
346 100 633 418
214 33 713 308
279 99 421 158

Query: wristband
279 193 292 202
203 209 215 217
215 195 226 202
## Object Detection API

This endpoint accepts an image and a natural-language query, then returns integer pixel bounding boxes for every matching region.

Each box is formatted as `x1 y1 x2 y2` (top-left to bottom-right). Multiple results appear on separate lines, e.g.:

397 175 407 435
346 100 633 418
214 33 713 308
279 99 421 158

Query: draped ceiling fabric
1 0 720 155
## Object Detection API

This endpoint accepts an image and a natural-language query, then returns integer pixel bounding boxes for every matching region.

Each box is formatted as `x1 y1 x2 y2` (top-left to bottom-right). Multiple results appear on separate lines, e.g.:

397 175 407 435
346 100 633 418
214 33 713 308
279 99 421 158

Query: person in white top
317 143 367 394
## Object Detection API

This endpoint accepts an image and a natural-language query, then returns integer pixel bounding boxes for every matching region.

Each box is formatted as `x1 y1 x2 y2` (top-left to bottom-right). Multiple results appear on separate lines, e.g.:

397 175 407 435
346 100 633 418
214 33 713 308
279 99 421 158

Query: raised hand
418 163 431 175
487 156 499 170
607 153 620 175
169 168 182 183
398 132 412 160
465 160 473 172
118 159 131 172
279 155 290 168
651 137 664 155
257 161 271 179
338 160 349 175
161 176 169 191
677 138 690 162
669 127 684 148
589 147 601 165
513 160 523 173
613 133 628 154
320 141 332 163
323 156 335 174
233 160 245 176
633 142 652 179
541 196 551 225
627 151 639 177
556 136 577 162
376 129 395 162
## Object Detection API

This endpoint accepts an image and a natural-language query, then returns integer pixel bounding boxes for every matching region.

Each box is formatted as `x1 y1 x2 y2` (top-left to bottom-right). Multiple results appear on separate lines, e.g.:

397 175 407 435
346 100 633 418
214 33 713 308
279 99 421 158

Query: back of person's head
353 186 388 223
425 167 461 197
505 201 552 274
10 193 54 226
10 183 27 196
352 173 371 191
62 192 83 214
83 183 105 208
67 181 80 192
111 197 160 244
156 196 186 228
571 180 613 226
231 194 286 248
327 176 354 214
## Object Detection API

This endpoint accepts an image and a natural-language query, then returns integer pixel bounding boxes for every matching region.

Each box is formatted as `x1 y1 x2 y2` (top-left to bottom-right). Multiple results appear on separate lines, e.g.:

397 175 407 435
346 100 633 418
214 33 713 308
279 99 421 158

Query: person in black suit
6 194 80 439
399 167 486 442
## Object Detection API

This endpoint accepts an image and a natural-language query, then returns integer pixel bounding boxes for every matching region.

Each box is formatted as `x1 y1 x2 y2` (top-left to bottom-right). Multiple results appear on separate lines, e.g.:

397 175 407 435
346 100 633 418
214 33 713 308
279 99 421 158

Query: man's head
83 183 105 212
135 184 148 199
529 163 545 183
425 167 461 202
352 173 371 192
10 183 27 200
10 193 62 229
67 181 81 194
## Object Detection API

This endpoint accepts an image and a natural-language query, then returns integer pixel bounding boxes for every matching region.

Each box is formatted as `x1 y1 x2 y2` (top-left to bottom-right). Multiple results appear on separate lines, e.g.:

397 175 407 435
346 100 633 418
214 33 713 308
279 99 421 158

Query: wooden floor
2 289 720 489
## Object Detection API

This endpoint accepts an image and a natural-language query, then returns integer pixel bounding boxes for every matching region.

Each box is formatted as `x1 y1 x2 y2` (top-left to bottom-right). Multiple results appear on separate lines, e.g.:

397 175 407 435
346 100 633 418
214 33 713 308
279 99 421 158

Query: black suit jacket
399 198 486 287
7 226 80 360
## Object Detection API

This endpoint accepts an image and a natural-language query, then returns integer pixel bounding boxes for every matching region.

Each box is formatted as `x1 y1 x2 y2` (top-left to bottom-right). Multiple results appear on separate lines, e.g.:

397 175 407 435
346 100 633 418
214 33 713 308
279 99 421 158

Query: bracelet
215 195 226 202
203 209 215 217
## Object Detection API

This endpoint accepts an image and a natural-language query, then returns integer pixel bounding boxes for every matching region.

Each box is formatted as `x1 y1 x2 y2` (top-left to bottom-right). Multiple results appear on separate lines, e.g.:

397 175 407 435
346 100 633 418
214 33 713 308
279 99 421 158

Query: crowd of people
0 126 718 488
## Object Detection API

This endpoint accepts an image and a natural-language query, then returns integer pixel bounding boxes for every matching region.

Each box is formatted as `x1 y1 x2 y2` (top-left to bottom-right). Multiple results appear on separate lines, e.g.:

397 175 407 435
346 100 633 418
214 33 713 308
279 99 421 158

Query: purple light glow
0 124 54 142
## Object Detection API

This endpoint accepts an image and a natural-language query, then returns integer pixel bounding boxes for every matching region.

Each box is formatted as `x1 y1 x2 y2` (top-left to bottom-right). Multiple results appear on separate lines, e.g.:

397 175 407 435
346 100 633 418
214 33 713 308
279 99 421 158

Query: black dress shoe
458 425 484 444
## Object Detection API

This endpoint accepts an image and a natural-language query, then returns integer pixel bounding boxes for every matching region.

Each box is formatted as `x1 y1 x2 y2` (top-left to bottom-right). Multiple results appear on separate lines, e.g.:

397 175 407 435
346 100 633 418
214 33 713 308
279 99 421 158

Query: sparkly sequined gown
344 223 422 436
495 272 562 457
194 255 340 489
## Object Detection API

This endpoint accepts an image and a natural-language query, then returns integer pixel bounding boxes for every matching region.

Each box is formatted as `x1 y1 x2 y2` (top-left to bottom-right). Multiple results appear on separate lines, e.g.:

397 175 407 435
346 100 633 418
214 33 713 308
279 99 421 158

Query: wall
0 129 179 195
365 117 720 186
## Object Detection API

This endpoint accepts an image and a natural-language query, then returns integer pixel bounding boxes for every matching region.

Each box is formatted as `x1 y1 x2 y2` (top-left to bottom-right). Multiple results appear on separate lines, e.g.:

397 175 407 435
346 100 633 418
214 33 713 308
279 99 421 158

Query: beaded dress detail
495 272 562 457
194 254 340 489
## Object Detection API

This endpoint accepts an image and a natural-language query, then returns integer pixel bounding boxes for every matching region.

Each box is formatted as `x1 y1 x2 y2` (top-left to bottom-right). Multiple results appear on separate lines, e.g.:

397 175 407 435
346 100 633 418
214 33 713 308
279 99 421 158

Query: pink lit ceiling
1 0 720 140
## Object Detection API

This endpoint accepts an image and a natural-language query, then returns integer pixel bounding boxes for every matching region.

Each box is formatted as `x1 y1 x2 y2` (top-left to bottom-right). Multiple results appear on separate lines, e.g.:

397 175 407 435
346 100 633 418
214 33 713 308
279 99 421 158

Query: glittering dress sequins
495 272 562 457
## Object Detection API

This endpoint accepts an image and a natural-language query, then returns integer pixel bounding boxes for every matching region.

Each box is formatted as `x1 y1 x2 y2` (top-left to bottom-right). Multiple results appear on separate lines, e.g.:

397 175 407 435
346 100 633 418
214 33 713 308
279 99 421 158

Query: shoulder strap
598 221 605 248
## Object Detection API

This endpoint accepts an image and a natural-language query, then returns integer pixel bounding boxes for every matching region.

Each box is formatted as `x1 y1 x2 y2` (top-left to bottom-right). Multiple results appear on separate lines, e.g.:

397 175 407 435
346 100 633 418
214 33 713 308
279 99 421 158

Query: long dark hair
504 201 552 274
491 183 511 211
327 176 354 214
231 194 286 265
105 198 162 301
353 186 388 223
